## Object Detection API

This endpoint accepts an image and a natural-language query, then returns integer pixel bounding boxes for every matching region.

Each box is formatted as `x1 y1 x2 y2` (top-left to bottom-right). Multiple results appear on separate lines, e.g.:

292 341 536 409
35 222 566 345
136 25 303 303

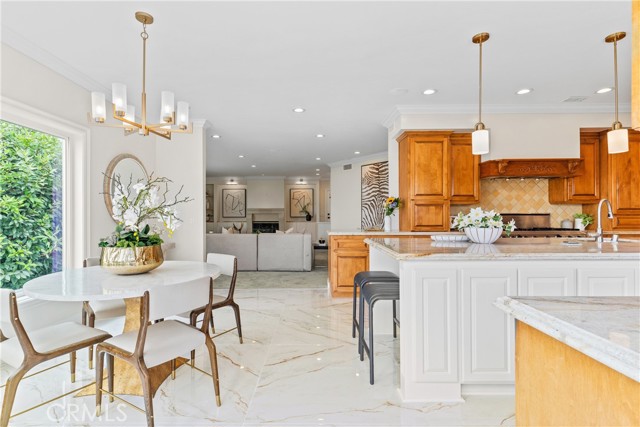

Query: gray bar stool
359 281 400 385
352 271 399 340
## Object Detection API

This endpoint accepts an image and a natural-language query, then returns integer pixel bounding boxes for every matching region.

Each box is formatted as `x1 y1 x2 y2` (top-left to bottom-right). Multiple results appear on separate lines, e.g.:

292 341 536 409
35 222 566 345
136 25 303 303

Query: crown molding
381 103 632 128
3 31 108 94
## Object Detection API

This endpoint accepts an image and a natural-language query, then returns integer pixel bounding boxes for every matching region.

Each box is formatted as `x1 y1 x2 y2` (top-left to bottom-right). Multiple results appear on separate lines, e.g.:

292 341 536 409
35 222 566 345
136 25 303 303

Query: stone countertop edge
363 238 640 261
328 231 439 236
494 296 640 382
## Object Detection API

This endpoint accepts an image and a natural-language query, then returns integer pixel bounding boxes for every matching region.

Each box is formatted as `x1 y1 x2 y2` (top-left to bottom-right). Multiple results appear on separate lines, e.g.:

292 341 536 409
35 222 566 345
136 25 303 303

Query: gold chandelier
89 12 192 140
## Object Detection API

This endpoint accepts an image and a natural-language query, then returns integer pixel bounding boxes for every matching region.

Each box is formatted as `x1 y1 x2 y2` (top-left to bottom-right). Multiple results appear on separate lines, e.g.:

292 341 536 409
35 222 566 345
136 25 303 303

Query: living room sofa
205 233 312 271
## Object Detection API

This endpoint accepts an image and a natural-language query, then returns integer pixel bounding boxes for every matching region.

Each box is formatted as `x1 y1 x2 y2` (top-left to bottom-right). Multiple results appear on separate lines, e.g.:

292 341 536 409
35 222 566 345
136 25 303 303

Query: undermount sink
571 236 636 243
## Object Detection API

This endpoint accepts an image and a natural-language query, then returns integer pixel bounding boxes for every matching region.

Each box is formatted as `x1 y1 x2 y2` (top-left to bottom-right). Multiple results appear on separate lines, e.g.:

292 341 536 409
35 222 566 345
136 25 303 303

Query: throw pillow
285 227 295 234
275 230 284 234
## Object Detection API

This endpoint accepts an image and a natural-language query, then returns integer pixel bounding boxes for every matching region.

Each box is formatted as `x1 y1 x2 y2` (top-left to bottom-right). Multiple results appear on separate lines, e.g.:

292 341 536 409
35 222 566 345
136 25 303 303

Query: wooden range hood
479 158 583 179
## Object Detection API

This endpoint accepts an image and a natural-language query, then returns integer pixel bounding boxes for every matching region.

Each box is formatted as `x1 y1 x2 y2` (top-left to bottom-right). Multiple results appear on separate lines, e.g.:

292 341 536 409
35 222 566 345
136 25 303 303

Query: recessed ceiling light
238 155 244 158
316 134 325 138
315 157 321 161
423 89 437 95
316 173 320 176
596 87 613 94
292 107 305 113
315 168 320 171
211 134 221 139
354 151 360 154
251 165 256 168
516 88 533 95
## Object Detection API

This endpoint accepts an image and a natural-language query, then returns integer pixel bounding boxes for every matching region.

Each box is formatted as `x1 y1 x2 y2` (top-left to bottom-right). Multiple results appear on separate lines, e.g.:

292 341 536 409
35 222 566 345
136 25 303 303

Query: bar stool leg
352 281 358 338
392 300 397 338
358 291 366 360
368 300 375 385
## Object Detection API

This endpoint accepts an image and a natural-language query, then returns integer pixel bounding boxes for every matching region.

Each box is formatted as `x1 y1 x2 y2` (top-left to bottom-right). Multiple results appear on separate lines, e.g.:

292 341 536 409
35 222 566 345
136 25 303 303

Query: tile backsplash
451 178 582 228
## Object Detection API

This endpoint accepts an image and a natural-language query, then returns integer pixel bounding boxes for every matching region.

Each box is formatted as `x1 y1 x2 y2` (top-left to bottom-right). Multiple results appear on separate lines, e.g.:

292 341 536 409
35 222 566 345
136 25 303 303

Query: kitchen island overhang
364 236 640 402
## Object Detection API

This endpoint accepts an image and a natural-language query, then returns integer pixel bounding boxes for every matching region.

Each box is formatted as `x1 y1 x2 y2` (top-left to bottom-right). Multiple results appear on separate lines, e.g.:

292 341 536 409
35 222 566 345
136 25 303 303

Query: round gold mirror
103 154 148 222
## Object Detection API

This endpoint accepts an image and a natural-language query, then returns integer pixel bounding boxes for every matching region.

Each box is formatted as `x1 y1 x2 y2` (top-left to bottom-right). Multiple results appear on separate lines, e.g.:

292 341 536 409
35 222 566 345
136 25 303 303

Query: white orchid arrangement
452 207 516 236
99 174 192 248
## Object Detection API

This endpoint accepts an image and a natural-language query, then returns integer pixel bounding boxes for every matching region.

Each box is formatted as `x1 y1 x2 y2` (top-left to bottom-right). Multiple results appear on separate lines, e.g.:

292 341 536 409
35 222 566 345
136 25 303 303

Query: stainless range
499 213 588 238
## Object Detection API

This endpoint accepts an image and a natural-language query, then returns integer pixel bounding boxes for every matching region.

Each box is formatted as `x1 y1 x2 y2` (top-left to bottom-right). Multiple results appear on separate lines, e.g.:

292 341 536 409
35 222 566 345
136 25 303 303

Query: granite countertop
494 296 640 382
365 236 640 261
328 230 451 236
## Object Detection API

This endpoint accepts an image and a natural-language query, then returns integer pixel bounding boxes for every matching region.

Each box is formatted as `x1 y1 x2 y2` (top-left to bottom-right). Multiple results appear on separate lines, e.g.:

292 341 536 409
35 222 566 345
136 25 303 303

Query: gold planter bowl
100 245 164 275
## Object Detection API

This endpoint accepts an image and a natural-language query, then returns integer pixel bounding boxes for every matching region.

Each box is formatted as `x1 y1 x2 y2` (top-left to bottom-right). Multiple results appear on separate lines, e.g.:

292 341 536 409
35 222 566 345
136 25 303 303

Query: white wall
329 152 388 231
155 122 207 261
247 178 285 209
1 45 156 260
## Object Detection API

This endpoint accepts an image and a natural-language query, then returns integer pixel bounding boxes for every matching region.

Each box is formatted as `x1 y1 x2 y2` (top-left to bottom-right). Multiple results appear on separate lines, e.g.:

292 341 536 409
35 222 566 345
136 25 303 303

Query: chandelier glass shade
89 12 192 140
605 31 628 154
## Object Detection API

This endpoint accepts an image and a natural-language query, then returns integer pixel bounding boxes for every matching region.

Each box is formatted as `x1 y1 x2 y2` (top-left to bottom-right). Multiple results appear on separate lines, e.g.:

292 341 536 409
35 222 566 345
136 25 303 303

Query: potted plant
452 208 516 244
573 213 594 231
99 174 192 274
383 197 401 232
300 203 312 221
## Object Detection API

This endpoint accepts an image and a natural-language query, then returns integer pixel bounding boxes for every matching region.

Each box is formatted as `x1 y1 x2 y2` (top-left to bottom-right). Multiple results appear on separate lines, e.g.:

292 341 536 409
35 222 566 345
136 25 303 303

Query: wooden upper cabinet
450 133 480 204
397 131 452 231
583 129 640 232
607 130 640 219
548 131 600 204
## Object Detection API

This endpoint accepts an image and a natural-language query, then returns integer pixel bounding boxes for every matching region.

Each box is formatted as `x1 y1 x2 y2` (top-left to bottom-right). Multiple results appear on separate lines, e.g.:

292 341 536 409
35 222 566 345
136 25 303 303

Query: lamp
605 32 628 154
88 12 192 140
472 32 490 155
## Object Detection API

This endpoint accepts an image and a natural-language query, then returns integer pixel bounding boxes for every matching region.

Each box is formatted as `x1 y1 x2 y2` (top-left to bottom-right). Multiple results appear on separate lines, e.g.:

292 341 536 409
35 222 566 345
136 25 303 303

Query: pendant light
472 32 490 155
605 32 628 154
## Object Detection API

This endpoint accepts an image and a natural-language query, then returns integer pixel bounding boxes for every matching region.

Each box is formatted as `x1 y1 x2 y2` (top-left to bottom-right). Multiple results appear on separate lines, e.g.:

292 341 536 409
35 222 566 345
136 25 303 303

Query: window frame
1 97 90 274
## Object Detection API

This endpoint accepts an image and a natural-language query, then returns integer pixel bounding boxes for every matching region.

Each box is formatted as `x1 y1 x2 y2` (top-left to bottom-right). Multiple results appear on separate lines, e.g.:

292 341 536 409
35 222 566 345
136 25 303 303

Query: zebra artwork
361 161 389 230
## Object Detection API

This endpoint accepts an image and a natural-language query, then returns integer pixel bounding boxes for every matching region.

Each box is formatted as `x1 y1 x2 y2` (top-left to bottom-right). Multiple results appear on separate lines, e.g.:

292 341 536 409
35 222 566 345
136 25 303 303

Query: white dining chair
0 289 111 427
81 257 126 368
95 276 221 427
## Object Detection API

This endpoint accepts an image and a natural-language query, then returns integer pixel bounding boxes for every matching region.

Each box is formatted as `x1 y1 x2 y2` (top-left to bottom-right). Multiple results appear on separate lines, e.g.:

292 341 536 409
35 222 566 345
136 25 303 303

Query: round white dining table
22 261 221 397
22 261 221 301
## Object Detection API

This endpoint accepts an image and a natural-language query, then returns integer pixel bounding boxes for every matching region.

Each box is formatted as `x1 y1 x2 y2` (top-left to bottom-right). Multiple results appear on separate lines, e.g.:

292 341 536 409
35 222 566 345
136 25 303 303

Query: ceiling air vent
562 96 589 103
343 164 352 170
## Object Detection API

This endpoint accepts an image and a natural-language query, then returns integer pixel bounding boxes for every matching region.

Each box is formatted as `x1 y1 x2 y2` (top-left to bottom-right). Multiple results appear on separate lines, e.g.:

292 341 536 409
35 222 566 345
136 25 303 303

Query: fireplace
253 221 279 233
246 208 285 234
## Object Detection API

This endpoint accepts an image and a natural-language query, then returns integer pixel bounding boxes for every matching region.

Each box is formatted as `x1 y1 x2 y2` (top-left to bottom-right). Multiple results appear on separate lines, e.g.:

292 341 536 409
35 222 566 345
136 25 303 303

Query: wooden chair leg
171 359 176 380
204 337 221 407
88 313 96 370
70 351 76 383
0 366 28 427
95 350 105 416
136 364 155 427
231 303 243 344
210 312 215 334
107 354 114 403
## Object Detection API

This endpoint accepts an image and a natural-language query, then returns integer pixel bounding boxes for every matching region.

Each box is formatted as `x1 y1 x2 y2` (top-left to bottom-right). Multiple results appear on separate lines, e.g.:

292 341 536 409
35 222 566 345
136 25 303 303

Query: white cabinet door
461 267 518 383
577 268 638 296
518 267 577 296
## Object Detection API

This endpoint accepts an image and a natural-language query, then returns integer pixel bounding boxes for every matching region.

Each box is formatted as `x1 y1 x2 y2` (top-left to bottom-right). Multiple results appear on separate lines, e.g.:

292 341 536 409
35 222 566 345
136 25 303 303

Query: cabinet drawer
335 239 368 250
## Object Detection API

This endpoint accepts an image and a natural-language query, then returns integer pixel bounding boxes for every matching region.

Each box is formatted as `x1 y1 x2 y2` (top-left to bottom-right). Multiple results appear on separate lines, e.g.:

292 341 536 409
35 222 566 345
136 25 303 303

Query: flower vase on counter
452 207 516 244
383 196 400 233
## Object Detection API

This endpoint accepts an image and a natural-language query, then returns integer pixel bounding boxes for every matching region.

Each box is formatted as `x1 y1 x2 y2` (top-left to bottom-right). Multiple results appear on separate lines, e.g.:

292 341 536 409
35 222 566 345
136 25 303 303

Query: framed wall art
290 188 314 218
361 161 389 230
222 188 246 218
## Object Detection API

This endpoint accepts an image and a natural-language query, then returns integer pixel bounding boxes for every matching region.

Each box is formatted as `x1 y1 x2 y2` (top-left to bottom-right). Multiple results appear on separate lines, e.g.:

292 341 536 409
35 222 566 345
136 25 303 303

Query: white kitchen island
365 236 640 402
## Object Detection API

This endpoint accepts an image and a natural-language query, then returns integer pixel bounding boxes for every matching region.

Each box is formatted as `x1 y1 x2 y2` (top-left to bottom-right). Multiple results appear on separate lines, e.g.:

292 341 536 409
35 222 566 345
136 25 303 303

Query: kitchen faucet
595 198 614 243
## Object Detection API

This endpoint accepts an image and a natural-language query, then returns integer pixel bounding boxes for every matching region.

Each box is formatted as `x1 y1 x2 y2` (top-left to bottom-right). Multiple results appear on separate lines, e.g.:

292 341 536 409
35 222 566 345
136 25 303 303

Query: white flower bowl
463 227 502 244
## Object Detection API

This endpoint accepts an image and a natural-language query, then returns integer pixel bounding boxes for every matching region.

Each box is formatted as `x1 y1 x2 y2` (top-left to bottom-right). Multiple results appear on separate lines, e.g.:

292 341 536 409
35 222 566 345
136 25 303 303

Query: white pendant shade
177 101 189 129
111 83 127 116
607 128 629 154
472 129 490 155
161 91 175 122
91 92 106 123
124 104 135 124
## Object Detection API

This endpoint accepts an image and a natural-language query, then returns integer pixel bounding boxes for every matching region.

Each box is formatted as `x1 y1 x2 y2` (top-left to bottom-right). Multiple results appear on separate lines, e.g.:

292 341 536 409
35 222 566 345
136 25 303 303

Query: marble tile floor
1 288 515 426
